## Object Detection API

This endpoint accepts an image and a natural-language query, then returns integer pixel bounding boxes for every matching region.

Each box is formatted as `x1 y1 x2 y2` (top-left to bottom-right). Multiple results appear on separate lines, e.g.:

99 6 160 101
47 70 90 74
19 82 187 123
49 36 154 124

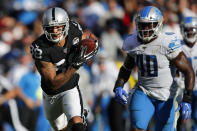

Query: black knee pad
71 123 86 131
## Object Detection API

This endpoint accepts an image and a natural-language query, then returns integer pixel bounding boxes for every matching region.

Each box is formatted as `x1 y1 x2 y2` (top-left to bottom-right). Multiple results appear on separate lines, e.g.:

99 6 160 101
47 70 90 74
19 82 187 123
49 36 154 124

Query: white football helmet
135 6 163 42
42 7 69 43
180 16 197 43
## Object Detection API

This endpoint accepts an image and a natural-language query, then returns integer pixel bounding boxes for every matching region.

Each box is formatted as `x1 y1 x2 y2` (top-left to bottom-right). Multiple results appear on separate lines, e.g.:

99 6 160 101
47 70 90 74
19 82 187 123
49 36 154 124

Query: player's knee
71 123 86 131
131 121 147 130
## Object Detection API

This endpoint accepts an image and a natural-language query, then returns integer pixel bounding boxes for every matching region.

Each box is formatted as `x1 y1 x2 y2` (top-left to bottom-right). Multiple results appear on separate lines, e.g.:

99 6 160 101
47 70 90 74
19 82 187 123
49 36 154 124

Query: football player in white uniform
113 6 195 131
175 16 197 131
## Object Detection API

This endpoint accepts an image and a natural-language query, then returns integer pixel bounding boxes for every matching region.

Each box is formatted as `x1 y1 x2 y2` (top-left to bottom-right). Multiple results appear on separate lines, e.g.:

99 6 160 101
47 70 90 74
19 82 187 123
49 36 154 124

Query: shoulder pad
122 33 138 51
70 21 83 33
30 34 51 61
32 34 53 48
167 37 182 54
65 21 83 51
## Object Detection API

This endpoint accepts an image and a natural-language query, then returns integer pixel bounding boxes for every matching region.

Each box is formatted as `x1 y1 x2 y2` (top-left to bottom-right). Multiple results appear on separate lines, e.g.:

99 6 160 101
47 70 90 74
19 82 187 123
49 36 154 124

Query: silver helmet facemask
181 17 197 44
42 7 69 43
135 6 163 42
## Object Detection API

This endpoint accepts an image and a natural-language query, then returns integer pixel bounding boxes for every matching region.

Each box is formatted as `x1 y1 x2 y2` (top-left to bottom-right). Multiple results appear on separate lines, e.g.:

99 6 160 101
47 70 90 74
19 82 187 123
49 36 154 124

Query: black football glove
69 39 99 69
68 46 87 69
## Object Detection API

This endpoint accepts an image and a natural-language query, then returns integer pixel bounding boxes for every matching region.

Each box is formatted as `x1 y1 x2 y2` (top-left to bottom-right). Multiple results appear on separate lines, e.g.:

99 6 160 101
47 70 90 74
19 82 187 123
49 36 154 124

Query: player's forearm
184 68 195 91
113 54 135 92
182 68 194 103
1 88 18 101
82 29 98 40
176 52 195 91
113 66 131 92
173 52 195 103
0 88 19 105
50 67 77 90
113 66 133 92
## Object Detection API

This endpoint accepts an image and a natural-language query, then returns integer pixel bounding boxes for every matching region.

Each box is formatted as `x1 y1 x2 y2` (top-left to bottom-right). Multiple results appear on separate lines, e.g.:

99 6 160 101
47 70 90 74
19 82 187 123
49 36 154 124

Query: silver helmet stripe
52 8 55 21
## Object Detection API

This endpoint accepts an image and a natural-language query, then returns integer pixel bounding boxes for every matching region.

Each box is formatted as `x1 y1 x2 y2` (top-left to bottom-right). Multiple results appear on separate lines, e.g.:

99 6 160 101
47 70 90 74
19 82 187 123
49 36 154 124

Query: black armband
182 90 193 103
113 79 124 92
118 66 132 82
113 55 134 92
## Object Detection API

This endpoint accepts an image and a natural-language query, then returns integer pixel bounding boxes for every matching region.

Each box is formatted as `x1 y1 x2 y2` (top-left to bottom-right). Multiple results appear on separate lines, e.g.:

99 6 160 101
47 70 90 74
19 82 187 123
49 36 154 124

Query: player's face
138 22 158 38
46 26 64 40
184 27 197 39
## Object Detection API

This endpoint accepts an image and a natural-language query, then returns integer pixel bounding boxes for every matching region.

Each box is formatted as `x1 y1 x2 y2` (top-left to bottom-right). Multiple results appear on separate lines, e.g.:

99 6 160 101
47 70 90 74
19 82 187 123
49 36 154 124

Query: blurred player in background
0 68 33 131
175 16 197 131
113 6 195 131
30 7 98 131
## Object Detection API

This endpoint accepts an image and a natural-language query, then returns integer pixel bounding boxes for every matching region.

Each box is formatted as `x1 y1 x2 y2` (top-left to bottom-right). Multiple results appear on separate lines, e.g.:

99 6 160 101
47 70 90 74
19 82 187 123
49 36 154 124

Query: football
76 38 99 60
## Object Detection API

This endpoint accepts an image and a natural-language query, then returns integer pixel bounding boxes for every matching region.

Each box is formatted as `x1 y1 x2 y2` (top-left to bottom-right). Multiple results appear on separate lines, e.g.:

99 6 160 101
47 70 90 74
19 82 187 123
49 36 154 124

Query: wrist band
113 80 124 92
182 90 193 103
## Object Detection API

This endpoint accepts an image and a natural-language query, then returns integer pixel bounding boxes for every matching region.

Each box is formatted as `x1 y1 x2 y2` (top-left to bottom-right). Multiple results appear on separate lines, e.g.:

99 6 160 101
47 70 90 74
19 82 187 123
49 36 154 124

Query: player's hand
69 49 86 69
114 87 128 105
176 102 192 120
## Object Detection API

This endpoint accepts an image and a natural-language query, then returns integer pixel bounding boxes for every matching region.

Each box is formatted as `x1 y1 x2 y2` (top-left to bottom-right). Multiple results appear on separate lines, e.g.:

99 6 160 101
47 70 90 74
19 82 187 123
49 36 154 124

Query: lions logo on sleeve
165 32 182 60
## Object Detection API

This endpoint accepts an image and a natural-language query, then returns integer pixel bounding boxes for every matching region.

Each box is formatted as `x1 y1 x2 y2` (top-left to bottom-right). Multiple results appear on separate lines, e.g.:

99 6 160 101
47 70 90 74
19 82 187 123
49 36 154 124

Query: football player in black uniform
30 7 98 131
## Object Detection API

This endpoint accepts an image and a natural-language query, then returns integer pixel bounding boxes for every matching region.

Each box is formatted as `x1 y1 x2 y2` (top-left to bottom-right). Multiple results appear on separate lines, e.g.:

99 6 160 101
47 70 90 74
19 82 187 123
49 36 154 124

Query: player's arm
173 51 195 102
113 54 136 91
70 30 99 69
0 88 18 105
173 52 194 120
173 51 194 120
35 60 77 90
71 20 97 41
81 29 98 41
0 87 35 109
113 54 136 104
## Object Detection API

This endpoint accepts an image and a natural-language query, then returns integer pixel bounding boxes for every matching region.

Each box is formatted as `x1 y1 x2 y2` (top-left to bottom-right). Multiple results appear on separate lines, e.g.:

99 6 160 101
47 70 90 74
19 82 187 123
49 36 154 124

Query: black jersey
30 21 83 95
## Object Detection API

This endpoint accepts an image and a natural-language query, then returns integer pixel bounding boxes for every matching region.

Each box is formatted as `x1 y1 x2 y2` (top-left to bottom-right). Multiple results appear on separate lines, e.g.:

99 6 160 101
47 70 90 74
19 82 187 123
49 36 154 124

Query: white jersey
123 31 182 101
181 41 197 91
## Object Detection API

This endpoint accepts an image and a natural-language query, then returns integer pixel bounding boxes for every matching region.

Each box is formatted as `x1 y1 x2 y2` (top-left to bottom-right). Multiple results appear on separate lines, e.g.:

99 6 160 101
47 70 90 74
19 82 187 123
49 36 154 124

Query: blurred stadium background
0 0 196 131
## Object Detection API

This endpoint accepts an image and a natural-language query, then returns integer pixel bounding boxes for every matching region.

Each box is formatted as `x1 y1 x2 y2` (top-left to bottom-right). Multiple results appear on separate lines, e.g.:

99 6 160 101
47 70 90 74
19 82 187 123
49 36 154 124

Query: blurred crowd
0 0 196 131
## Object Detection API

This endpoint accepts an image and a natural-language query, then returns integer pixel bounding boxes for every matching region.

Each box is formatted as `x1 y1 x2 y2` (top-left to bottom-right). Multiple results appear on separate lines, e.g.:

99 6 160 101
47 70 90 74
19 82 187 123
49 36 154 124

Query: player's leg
154 98 175 131
174 86 184 131
128 89 155 131
62 86 86 131
108 97 126 131
42 91 67 130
